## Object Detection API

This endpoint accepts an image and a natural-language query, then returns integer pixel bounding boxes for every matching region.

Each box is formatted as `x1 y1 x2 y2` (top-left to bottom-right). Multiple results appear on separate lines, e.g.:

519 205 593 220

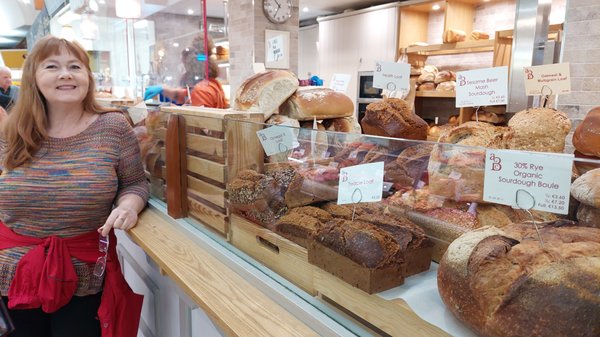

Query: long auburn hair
2 35 113 170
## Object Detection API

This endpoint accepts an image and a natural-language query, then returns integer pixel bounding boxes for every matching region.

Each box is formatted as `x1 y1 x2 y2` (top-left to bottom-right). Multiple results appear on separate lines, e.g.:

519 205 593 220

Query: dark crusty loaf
438 221 600 337
274 206 333 247
360 98 428 140
384 144 433 187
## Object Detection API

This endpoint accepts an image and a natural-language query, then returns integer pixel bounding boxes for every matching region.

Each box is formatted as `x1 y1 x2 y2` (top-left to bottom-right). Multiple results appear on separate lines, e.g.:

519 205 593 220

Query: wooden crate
314 268 451 337
161 106 264 237
145 109 170 202
230 214 317 295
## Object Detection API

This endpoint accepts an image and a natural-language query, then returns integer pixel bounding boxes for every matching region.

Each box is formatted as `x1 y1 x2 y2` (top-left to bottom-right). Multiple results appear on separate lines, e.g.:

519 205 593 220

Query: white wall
298 25 319 80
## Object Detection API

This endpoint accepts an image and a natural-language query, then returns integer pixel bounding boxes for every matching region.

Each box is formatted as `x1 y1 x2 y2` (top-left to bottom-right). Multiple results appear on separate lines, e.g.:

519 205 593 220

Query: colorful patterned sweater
0 112 149 296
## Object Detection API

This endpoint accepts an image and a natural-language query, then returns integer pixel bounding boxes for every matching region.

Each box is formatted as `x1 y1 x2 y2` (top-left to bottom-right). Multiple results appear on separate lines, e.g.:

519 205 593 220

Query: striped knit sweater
0 112 149 296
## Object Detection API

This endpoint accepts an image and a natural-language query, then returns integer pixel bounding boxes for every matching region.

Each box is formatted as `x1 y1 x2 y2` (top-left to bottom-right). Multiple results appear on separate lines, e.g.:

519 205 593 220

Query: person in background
0 35 149 337
144 35 228 108
0 66 19 111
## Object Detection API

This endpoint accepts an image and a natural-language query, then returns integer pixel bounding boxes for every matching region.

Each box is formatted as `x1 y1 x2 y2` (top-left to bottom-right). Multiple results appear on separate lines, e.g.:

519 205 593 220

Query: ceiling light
432 4 441 10
80 14 98 40
302 7 309 12
60 25 76 41
133 20 148 29
98 0 105 4
187 9 194 15
20 0 31 4
172 42 179 47
116 0 141 19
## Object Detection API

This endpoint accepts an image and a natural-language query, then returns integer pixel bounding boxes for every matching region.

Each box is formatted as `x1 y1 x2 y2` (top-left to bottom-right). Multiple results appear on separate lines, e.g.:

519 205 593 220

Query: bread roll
434 70 456 84
573 106 600 157
570 168 600 208
322 116 361 134
436 81 456 91
234 70 299 120
279 87 353 121
469 30 490 40
470 111 506 124
360 98 428 140
443 29 467 43
507 107 571 153
418 82 436 91
417 72 436 84
438 222 600 337
576 204 600 228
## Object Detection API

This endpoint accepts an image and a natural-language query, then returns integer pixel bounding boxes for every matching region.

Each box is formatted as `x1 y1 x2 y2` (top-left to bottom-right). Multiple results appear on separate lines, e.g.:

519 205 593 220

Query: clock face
263 0 292 24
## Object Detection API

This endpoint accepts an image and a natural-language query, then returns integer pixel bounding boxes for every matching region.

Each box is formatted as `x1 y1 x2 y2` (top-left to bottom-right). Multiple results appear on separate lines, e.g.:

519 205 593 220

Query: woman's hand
98 194 146 236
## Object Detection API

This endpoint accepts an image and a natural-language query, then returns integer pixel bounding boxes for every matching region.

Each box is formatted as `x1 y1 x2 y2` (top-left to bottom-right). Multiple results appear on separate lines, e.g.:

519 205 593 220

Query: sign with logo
455 66 508 107
523 63 571 96
373 61 410 92
330 73 351 93
483 149 573 214
256 126 296 156
337 162 384 205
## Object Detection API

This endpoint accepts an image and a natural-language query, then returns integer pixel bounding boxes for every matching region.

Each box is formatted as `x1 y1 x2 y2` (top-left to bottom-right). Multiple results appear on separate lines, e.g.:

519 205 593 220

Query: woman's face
35 48 89 109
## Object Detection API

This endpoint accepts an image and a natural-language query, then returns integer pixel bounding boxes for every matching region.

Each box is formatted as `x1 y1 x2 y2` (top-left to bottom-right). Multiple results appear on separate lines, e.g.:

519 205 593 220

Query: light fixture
116 0 141 19
133 20 148 29
80 14 99 40
19 0 31 4
172 42 179 47
432 4 441 10
60 24 76 41
187 9 194 15
302 7 309 12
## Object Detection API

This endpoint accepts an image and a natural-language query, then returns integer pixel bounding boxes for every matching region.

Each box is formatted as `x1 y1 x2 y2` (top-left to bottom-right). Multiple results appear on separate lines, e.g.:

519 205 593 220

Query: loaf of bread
469 30 490 40
507 107 571 153
438 221 600 337
274 206 333 247
417 72 436 84
234 70 299 120
434 70 456 84
384 144 433 187
576 204 600 228
279 87 354 120
573 106 600 157
361 98 428 140
470 111 506 124
418 82 436 91
570 168 600 208
443 29 467 43
429 122 512 202
436 81 456 91
322 116 361 134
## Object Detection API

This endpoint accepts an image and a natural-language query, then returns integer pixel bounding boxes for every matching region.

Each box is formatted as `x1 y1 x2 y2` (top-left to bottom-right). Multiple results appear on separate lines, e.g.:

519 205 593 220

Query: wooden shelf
415 91 456 98
403 39 495 56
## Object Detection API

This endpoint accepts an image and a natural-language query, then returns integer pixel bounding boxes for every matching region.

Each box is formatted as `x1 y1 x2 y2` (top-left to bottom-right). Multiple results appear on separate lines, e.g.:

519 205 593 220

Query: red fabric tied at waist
0 223 99 312
0 222 143 337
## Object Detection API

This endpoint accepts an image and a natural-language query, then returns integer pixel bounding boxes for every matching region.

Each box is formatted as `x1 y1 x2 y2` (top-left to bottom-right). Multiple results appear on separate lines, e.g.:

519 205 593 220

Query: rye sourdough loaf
507 107 571 153
361 98 428 140
234 70 298 120
438 221 600 337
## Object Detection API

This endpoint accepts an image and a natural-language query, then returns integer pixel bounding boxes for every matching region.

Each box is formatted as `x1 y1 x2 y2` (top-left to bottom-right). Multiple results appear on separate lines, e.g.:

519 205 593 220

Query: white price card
373 61 410 92
256 126 296 156
337 161 384 205
330 73 351 93
455 66 508 107
483 149 573 214
524 63 571 96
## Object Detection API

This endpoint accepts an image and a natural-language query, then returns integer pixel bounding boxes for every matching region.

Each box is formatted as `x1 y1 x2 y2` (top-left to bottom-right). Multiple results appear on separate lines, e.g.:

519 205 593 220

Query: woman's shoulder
97 111 132 129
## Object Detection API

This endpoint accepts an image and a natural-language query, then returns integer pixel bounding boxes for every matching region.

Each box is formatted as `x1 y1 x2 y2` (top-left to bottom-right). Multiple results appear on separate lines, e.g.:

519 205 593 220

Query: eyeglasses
93 234 109 277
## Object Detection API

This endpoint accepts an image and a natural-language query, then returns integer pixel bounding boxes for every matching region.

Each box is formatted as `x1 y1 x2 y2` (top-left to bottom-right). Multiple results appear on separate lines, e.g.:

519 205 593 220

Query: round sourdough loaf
573 106 600 157
438 221 600 337
360 98 428 140
507 107 571 153
234 70 298 120
570 168 600 208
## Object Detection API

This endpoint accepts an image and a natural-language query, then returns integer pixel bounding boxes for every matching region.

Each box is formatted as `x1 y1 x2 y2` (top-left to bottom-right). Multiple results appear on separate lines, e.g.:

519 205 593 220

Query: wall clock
262 0 293 24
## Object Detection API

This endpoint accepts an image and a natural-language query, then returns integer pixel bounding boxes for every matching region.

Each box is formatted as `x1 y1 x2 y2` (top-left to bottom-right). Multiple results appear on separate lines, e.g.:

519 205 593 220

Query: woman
144 35 228 108
0 36 149 336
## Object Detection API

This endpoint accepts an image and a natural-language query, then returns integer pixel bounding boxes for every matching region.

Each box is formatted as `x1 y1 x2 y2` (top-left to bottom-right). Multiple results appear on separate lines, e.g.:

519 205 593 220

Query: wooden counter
128 207 320 337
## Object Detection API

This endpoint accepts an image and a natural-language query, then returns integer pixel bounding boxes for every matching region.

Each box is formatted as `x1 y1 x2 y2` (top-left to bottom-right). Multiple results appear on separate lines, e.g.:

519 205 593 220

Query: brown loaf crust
274 206 333 247
384 144 433 187
417 82 436 91
573 106 600 157
570 168 600 207
425 208 479 230
438 222 600 337
576 204 600 228
279 87 354 120
322 116 361 134
470 111 506 124
234 70 298 118
507 107 571 153
361 98 428 140
436 81 456 91
434 71 456 84
469 30 490 40
443 29 467 43
417 72 436 84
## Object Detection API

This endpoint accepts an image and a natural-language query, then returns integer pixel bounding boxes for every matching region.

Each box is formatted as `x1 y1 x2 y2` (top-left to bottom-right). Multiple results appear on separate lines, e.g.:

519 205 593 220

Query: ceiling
0 0 397 50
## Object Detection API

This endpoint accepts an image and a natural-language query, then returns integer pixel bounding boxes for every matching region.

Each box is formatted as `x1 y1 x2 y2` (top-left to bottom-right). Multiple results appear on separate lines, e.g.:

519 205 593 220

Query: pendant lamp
116 0 141 19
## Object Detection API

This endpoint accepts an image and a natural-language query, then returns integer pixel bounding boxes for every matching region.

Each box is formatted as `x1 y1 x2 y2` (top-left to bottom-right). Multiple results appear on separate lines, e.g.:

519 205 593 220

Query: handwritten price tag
337 162 384 205
483 149 573 214
455 66 508 107
523 63 571 96
256 126 296 156
330 73 351 93
373 61 410 92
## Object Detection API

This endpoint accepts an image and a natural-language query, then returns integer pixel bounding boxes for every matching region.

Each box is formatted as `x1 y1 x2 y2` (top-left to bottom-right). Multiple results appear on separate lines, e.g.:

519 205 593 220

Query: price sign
455 66 508 107
330 73 351 93
483 149 573 214
256 126 296 156
523 63 571 96
337 162 384 205
373 61 410 92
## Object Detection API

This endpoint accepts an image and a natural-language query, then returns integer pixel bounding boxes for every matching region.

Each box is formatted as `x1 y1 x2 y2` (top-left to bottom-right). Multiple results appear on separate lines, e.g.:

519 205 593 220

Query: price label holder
515 189 545 247
256 126 296 156
373 61 410 93
455 66 508 108
524 63 571 96
483 149 573 215
330 73 351 93
337 161 384 206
